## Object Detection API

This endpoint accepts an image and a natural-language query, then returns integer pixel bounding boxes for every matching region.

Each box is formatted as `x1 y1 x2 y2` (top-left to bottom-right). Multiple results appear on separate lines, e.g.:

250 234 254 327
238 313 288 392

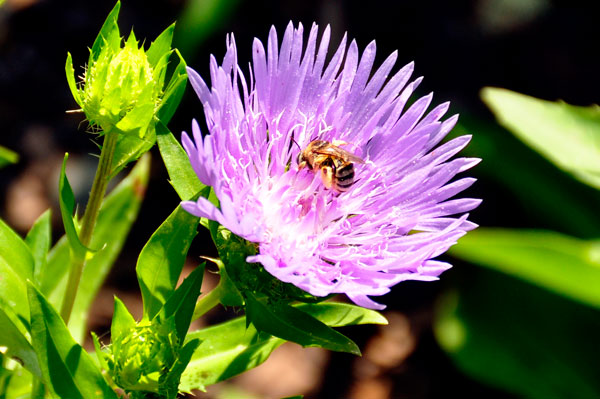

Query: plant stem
192 281 226 320
60 131 119 324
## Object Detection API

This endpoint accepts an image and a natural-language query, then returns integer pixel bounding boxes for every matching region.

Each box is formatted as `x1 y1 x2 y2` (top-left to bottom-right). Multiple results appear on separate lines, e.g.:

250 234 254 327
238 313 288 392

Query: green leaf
0 308 42 379
181 300 374 391
435 268 600 399
180 317 281 391
481 87 600 189
27 283 118 399
137 204 200 319
296 302 388 327
156 264 205 343
156 122 206 200
0 145 19 168
159 338 201 398
25 209 51 285
40 236 69 298
58 153 91 260
0 218 34 281
449 228 600 309
65 52 82 107
157 51 188 125
110 125 156 178
245 292 360 355
90 1 121 62
450 118 600 238
146 23 175 68
110 296 136 342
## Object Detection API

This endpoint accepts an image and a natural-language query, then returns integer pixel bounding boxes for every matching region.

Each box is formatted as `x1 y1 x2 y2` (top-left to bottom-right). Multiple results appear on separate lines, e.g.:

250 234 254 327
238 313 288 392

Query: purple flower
182 22 481 309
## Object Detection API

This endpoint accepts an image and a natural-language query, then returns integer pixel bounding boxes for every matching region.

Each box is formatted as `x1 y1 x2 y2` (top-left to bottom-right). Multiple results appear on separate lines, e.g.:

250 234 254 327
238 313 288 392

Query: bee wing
315 146 365 164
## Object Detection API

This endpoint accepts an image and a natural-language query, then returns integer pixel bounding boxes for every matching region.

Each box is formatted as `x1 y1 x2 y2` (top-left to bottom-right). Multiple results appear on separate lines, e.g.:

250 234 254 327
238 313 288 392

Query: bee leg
331 140 348 147
321 166 334 189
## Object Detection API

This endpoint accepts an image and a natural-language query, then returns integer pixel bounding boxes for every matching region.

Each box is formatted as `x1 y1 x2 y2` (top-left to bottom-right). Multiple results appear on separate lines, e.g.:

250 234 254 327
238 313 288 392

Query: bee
297 140 364 192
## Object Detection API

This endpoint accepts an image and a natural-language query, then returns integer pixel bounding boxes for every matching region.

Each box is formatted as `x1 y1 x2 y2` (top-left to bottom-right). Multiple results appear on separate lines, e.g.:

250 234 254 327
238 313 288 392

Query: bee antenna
291 136 302 150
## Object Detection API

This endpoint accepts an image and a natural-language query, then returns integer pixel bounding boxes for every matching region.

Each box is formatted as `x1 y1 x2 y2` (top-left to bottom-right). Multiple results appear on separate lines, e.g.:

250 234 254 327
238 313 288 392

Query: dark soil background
1 0 598 398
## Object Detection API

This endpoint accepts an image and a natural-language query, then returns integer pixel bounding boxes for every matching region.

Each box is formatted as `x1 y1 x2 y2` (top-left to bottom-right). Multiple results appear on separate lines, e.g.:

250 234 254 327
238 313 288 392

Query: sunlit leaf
156 52 187 125
25 210 51 285
0 218 34 281
450 228 600 309
137 204 200 320
435 268 600 399
90 1 121 62
297 302 387 327
27 283 118 399
146 23 175 68
58 153 91 260
0 145 19 168
156 122 206 201
0 308 42 379
156 264 205 343
481 87 600 189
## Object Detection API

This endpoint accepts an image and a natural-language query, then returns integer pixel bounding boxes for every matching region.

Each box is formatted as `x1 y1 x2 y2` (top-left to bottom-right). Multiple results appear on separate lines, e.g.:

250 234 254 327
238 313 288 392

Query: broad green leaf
435 268 600 399
0 218 34 281
156 264 205 343
110 296 136 343
25 209 51 285
181 301 376 391
0 308 42 379
156 122 205 201
449 228 600 309
146 23 175 68
245 292 360 355
69 154 150 342
180 317 281 391
90 1 121 62
27 283 118 399
450 118 600 238
156 52 188 125
137 204 200 319
296 302 387 327
0 145 19 168
58 153 90 260
481 87 600 189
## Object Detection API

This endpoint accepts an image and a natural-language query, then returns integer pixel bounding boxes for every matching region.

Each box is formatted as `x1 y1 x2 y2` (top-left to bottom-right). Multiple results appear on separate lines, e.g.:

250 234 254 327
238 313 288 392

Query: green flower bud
109 321 178 392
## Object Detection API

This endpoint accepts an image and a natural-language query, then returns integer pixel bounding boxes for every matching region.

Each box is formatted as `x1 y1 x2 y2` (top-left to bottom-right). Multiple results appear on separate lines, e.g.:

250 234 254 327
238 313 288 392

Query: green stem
192 281 226 320
60 131 119 324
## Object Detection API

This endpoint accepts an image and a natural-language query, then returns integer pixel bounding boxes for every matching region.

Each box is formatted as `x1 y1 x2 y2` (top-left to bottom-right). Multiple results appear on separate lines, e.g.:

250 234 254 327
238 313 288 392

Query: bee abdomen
335 163 355 191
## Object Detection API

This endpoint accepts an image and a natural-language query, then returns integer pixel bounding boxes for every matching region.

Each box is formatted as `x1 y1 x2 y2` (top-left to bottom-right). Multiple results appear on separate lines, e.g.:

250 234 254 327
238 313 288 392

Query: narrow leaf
0 144 19 168
156 121 205 200
27 283 118 399
0 218 34 281
160 338 201 397
0 308 42 379
450 228 600 308
137 204 200 319
25 209 51 285
65 53 82 106
90 1 121 62
156 264 205 343
157 52 188 125
296 302 388 327
58 153 90 259
481 87 600 189
246 293 360 355
146 23 175 68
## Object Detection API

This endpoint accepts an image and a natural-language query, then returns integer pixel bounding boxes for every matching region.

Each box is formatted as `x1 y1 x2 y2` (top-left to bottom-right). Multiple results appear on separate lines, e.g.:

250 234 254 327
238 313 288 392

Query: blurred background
1 0 599 398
